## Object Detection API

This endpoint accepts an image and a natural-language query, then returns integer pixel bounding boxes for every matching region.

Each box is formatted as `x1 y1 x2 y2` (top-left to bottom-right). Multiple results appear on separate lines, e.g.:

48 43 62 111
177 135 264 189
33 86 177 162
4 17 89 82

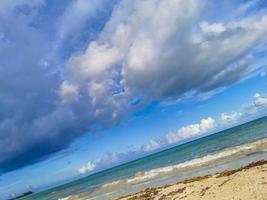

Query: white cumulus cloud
200 21 226 35
65 0 267 116
78 161 96 175
166 117 215 144
143 139 161 152
220 112 242 125
244 93 267 115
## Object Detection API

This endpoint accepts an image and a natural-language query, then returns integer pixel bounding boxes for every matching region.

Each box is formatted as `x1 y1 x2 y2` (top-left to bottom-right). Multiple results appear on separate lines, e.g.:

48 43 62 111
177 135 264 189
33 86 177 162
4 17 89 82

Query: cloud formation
77 117 216 174
0 0 114 173
166 117 215 144
78 91 267 173
1 0 267 173
78 161 96 175
244 93 267 115
220 112 242 125
143 139 161 152
67 0 267 100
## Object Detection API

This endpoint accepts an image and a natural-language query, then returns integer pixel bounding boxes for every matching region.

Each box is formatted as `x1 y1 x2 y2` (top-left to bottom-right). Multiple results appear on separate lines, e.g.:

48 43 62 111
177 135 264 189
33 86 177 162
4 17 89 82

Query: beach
118 160 267 200
23 117 267 200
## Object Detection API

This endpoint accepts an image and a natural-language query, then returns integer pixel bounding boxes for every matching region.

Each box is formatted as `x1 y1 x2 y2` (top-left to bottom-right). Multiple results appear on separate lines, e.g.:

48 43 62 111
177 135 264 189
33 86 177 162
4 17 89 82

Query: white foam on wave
58 196 72 200
101 179 126 188
102 138 267 187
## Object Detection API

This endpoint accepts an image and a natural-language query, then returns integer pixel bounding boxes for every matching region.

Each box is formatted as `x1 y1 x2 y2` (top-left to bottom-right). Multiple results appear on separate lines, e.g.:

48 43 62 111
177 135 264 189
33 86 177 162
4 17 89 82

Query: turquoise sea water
22 116 267 200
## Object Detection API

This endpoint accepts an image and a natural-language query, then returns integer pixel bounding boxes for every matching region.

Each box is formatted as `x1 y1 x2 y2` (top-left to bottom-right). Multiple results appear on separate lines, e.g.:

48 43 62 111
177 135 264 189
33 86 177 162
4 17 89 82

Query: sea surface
22 116 267 200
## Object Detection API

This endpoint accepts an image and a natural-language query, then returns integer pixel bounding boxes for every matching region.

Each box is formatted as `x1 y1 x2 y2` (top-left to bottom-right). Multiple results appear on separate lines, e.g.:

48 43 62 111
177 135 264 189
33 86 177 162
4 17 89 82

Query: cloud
239 0 262 13
65 0 267 113
80 117 216 170
60 81 79 103
77 151 143 174
166 117 215 144
53 0 117 58
260 71 266 77
200 21 226 35
78 161 96 174
0 0 45 14
0 0 62 171
254 93 267 105
0 0 114 173
79 91 267 171
244 93 267 115
62 0 267 157
1 0 267 173
220 112 242 125
143 139 161 152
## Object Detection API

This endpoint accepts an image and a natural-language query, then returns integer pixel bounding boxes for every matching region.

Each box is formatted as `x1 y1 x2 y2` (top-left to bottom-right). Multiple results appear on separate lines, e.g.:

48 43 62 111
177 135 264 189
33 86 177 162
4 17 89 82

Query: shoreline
117 160 267 200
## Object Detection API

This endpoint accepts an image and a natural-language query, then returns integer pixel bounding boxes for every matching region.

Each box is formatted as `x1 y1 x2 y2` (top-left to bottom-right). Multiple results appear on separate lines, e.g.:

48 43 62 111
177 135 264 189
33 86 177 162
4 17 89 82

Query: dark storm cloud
0 0 116 173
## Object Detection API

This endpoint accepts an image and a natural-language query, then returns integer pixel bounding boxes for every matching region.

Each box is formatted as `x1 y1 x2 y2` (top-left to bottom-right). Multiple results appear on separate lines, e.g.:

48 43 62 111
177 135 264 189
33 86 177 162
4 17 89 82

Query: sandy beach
118 160 267 200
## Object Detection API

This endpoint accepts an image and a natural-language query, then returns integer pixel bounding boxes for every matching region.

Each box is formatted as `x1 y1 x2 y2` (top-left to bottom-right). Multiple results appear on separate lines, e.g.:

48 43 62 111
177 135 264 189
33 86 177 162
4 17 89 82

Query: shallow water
23 116 267 200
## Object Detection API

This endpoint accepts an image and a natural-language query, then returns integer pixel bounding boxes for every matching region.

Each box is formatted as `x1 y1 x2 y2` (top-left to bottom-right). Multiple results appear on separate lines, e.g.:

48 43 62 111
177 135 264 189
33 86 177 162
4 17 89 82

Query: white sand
118 160 267 200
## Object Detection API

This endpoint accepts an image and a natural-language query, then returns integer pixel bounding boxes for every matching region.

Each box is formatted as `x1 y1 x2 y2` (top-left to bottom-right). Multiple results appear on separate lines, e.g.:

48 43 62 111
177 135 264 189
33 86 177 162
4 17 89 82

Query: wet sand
118 160 267 200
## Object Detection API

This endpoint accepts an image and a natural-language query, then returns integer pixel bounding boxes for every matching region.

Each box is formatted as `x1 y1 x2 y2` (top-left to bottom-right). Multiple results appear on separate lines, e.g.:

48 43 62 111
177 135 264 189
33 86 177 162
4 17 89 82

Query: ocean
22 116 267 200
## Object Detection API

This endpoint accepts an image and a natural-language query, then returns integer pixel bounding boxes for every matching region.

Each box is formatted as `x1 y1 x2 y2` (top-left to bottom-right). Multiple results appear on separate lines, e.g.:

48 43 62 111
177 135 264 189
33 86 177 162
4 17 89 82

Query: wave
101 180 126 188
101 137 267 187
58 196 72 200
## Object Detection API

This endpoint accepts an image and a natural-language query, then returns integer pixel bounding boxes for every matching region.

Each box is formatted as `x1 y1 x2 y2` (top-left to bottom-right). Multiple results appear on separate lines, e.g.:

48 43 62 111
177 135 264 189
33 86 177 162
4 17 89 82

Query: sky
0 0 267 198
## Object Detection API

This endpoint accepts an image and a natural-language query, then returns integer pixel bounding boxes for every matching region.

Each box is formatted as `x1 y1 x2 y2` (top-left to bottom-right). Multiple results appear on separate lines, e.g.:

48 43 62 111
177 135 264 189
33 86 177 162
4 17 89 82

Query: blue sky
0 0 267 198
